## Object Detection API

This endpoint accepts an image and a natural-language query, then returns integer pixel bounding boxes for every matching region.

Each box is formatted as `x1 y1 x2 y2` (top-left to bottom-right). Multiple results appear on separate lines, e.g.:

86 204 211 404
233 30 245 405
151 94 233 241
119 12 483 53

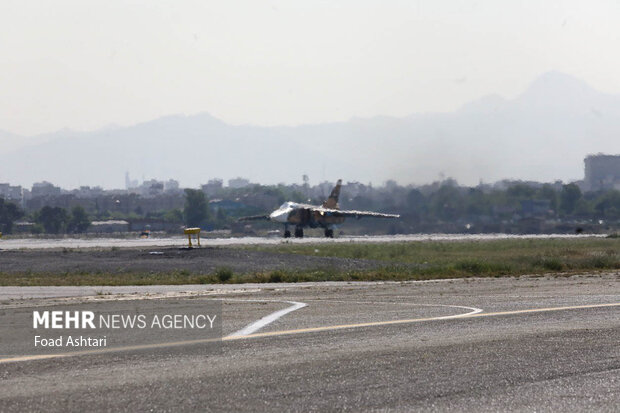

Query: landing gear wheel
294 227 304 238
284 230 291 238
324 229 334 238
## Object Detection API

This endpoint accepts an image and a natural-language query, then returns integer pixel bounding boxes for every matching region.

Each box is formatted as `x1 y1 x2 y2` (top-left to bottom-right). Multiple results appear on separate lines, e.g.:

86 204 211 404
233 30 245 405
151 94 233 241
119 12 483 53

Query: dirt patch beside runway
0 247 382 276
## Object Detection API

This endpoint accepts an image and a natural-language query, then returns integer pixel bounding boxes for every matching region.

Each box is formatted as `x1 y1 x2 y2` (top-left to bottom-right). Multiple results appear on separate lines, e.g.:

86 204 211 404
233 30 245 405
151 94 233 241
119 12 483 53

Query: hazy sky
2 0 620 136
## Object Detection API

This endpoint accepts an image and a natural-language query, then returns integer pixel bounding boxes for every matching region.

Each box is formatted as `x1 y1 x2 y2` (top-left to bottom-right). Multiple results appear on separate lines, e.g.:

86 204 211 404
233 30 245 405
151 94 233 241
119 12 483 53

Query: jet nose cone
270 209 289 223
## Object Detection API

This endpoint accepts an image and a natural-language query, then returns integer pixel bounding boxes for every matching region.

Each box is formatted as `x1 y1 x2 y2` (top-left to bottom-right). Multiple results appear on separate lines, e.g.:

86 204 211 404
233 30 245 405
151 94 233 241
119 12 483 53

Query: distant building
125 172 138 190
140 179 164 197
228 177 251 189
31 181 61 197
584 154 620 191
202 179 223 197
73 186 105 198
0 183 22 201
164 179 180 193
209 199 247 212
344 181 369 198
13 221 34 233
313 181 335 197
88 220 129 233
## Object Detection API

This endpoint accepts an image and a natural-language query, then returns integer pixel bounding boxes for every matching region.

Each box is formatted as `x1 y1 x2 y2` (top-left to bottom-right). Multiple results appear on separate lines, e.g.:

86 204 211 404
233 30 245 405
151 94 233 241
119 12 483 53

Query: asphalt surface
0 273 618 412
0 233 601 250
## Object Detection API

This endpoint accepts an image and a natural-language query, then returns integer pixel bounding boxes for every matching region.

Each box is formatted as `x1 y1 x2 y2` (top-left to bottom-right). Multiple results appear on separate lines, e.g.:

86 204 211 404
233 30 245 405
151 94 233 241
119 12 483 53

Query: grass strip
1 238 617 286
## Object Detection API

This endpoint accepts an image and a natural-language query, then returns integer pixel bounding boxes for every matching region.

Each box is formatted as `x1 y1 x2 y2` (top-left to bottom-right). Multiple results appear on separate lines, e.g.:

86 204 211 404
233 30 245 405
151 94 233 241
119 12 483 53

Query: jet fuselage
269 202 346 228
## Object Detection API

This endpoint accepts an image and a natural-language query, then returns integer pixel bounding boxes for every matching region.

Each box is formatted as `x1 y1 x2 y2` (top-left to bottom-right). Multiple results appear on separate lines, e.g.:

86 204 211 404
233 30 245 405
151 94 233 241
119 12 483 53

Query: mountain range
1 71 619 189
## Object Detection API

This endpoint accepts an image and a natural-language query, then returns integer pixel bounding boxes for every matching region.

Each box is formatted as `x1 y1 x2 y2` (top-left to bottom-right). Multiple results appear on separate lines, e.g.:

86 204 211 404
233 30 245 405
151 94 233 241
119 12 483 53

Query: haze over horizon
1 68 618 139
1 70 619 190
1 2 619 188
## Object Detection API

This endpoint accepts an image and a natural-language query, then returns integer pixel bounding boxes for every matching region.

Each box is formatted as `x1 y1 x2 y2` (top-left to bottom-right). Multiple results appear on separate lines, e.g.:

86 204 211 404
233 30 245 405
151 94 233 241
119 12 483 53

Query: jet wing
312 207 400 219
237 214 271 222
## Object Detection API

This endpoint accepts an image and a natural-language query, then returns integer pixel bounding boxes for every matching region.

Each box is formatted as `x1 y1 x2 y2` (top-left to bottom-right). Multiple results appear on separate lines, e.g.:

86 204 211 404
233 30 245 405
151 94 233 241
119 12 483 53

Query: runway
0 274 618 411
0 233 602 250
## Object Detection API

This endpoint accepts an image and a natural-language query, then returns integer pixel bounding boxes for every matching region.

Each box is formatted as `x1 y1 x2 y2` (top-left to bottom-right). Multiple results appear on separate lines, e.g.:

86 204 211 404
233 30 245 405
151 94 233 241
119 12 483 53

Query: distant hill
1 71 619 189
0 129 25 155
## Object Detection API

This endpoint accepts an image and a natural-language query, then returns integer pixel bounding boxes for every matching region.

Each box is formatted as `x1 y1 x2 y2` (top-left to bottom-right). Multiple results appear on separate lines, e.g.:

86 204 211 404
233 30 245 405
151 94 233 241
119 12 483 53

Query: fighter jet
238 180 400 238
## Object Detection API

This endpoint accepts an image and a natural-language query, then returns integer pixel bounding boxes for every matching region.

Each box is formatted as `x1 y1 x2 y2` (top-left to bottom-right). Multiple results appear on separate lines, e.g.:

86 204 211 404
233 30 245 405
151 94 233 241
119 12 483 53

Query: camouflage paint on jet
239 179 399 238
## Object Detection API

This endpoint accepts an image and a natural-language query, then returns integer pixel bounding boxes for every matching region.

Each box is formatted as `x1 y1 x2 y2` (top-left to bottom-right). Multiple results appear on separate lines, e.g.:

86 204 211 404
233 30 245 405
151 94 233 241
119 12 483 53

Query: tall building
584 154 620 191
125 172 138 189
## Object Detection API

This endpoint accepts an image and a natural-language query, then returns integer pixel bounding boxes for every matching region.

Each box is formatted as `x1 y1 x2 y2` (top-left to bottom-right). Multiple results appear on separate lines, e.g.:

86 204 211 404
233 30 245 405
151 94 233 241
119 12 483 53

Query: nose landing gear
324 228 334 238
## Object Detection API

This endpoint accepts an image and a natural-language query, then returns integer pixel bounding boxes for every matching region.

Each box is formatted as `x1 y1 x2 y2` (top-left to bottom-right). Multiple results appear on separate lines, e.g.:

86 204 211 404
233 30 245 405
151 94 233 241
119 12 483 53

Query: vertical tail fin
322 179 342 209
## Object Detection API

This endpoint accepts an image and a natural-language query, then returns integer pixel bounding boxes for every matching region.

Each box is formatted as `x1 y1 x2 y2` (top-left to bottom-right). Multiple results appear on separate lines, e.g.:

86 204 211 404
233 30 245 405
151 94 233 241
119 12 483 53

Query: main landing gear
284 226 331 238
283 225 305 238
283 226 304 238
294 227 304 238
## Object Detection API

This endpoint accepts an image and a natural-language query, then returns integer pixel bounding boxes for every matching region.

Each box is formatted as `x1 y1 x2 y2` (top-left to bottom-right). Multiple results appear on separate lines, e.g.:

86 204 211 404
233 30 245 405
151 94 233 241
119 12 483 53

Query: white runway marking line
1 302 618 364
227 302 620 340
227 300 308 337
304 299 483 319
418 304 482 318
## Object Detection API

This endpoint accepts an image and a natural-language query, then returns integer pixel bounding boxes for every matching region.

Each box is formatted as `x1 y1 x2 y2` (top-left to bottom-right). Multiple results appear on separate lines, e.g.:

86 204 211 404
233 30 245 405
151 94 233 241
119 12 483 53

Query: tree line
1 181 619 235
0 189 212 235
0 203 92 235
